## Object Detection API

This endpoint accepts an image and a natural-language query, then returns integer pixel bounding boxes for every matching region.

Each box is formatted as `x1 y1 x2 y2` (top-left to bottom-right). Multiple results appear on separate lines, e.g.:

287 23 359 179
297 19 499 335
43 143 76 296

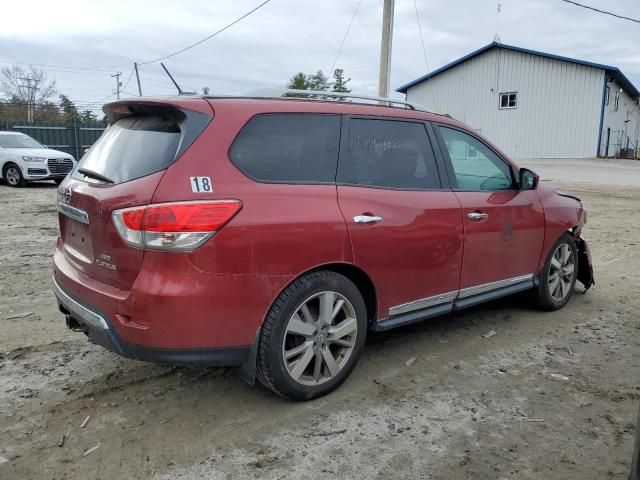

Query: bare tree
0 65 57 106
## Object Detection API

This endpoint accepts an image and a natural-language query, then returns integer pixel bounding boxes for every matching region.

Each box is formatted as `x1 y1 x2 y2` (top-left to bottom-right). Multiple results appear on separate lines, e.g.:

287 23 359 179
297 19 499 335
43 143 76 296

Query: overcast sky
1 0 639 111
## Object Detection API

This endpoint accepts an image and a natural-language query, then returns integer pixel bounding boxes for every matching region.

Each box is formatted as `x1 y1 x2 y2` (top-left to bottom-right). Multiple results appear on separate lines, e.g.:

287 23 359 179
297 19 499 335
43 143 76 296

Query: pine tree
332 69 351 93
307 70 331 91
59 94 80 123
287 73 309 91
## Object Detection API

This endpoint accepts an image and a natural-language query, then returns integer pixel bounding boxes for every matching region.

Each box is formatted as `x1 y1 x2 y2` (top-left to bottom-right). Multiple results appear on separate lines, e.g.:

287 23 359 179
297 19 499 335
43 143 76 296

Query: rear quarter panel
149 101 353 340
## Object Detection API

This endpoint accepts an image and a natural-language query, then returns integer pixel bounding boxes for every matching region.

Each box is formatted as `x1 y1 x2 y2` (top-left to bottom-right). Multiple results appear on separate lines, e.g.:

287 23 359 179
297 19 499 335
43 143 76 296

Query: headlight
22 156 46 162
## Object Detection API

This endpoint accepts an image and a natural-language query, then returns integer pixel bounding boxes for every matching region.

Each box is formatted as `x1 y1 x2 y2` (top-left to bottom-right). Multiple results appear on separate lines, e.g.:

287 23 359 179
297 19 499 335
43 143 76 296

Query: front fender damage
574 235 595 292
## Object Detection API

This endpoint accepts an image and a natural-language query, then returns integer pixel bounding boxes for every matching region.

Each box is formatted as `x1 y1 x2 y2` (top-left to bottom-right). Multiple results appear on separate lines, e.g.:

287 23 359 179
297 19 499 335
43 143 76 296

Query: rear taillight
112 200 242 251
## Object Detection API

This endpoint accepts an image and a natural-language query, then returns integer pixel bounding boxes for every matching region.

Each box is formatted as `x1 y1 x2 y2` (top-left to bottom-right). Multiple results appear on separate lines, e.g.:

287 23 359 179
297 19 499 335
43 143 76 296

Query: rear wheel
3 164 25 187
532 233 578 310
257 271 367 400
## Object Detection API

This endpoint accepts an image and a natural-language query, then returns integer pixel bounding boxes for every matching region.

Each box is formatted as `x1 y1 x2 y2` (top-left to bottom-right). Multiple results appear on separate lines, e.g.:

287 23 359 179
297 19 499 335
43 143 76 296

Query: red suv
53 93 594 400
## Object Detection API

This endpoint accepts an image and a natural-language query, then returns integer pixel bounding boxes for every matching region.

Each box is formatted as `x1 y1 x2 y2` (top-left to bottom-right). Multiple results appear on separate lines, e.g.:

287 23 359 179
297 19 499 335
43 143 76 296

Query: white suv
0 132 76 187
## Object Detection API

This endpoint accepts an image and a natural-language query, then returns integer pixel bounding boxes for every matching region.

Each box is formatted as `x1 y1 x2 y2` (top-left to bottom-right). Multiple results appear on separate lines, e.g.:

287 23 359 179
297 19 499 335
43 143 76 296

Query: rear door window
229 114 340 183
72 116 181 184
339 118 441 190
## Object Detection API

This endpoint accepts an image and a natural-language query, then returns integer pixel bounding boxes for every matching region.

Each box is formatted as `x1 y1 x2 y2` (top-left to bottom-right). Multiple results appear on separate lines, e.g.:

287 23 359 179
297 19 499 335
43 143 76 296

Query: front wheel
3 164 25 187
256 271 367 400
532 233 578 310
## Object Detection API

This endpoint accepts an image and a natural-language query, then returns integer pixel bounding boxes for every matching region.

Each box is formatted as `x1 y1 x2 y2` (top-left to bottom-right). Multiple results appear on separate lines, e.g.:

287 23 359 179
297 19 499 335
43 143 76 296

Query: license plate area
62 217 93 264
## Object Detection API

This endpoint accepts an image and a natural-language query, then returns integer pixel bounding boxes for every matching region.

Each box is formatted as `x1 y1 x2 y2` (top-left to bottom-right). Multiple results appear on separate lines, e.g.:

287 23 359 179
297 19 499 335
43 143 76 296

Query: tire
532 233 578 311
54 178 64 185
3 163 26 188
256 271 367 400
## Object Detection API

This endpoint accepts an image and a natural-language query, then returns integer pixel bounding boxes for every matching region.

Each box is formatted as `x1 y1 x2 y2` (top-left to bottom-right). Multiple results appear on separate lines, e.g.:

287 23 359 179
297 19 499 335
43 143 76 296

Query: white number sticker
190 176 213 193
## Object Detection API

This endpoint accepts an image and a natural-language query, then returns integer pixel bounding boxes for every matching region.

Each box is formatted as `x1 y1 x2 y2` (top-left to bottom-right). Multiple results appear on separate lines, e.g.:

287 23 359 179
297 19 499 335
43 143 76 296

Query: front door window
438 127 513 191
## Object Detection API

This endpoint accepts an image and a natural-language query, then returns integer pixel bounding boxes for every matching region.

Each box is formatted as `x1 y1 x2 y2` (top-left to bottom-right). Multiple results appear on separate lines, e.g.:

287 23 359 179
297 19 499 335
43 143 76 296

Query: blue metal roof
396 42 640 99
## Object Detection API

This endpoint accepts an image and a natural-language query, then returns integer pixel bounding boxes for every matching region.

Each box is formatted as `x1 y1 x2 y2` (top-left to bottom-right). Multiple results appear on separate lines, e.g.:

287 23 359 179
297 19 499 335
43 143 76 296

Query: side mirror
519 168 539 190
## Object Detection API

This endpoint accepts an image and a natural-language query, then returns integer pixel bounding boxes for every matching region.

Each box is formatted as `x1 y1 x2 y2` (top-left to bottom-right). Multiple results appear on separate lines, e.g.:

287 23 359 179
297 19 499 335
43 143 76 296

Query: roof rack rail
212 89 433 113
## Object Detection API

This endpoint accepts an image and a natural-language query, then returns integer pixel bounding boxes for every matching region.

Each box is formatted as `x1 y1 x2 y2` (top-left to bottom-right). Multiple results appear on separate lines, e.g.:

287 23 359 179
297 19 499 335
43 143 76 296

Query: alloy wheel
548 243 576 301
282 291 358 386
6 167 20 186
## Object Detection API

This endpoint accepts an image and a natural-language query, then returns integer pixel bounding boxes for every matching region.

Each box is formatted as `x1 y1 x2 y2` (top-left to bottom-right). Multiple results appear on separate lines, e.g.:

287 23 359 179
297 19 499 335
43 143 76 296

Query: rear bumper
53 275 250 366
52 239 291 366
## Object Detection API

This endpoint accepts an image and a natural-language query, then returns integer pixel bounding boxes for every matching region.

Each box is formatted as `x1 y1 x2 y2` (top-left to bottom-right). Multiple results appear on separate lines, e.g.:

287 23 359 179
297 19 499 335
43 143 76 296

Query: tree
80 109 98 124
59 94 79 123
202 86 210 95
307 70 331 91
332 69 351 93
287 72 309 91
0 65 57 107
34 101 60 122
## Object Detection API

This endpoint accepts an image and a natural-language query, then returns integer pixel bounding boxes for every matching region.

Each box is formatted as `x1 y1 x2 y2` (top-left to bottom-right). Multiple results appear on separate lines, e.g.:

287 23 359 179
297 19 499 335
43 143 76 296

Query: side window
438 126 513 191
229 114 340 183
340 118 441 190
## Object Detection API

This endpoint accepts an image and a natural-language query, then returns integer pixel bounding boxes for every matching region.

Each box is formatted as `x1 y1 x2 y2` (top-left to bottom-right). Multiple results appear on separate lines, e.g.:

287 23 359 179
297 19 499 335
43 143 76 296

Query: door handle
354 215 383 224
467 212 489 221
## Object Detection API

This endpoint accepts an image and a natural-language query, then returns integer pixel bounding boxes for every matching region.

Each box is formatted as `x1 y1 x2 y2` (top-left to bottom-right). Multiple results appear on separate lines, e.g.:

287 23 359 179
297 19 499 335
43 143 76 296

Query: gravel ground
0 178 638 480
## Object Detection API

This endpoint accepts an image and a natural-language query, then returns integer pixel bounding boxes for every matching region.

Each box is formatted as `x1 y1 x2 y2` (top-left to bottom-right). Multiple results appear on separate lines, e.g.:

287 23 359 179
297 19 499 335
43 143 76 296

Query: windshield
0 134 43 149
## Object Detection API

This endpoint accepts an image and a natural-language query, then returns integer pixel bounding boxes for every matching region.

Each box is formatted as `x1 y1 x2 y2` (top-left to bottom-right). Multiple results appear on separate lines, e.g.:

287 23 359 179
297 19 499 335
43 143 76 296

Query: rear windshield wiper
77 168 114 184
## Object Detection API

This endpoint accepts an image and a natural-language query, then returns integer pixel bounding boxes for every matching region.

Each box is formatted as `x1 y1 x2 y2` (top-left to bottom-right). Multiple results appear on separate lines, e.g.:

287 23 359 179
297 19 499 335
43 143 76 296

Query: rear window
73 116 180 184
229 114 340 183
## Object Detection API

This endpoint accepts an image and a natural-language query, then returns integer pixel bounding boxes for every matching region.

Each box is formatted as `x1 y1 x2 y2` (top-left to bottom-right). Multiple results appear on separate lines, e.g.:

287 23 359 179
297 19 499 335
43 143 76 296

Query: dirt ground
0 179 638 480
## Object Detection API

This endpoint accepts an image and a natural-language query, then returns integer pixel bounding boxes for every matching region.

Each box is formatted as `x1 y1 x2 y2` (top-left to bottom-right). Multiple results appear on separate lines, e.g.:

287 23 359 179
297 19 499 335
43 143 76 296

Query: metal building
397 42 640 159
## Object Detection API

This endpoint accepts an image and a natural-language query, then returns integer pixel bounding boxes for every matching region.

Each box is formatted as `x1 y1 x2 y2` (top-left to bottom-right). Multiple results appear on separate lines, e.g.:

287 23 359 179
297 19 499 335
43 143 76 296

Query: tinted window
438 126 513 191
341 119 440 190
230 114 340 183
73 116 180 184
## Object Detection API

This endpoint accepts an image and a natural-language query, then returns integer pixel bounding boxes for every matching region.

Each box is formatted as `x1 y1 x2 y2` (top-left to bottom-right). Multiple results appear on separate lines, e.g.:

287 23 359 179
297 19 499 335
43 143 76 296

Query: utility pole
18 76 38 123
134 63 143 97
111 72 122 99
378 0 395 98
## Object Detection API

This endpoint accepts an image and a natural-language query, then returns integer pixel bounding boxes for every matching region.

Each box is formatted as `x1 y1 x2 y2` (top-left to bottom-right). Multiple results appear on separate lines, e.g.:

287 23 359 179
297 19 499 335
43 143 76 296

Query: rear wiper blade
77 168 114 184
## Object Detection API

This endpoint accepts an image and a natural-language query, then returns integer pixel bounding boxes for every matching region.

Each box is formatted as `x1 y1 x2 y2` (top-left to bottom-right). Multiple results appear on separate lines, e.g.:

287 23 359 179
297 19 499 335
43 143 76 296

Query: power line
413 0 436 108
0 59 116 74
139 0 273 65
329 0 364 75
121 69 135 90
559 0 640 24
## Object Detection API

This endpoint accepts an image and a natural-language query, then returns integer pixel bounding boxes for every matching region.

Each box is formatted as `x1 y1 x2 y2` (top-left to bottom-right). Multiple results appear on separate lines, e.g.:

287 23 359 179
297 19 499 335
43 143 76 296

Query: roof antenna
160 62 184 94
494 2 502 43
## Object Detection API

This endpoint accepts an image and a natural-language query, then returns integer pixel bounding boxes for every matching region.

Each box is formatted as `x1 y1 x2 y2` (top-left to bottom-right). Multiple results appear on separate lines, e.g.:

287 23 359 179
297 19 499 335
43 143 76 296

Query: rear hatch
57 99 212 290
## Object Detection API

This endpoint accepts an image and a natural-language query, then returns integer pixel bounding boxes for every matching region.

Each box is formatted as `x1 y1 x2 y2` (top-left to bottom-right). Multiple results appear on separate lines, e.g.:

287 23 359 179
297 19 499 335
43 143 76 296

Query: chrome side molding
57 202 89 225
388 274 534 316
389 291 458 316
457 274 533 299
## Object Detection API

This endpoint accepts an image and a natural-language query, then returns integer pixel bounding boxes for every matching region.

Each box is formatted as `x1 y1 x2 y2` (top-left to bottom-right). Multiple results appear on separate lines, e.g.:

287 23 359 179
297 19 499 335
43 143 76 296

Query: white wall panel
406 48 605 159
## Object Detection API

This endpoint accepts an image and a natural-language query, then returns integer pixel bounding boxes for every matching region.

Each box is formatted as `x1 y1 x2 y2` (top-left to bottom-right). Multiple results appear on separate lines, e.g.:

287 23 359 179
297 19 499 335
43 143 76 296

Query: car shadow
0 180 59 189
